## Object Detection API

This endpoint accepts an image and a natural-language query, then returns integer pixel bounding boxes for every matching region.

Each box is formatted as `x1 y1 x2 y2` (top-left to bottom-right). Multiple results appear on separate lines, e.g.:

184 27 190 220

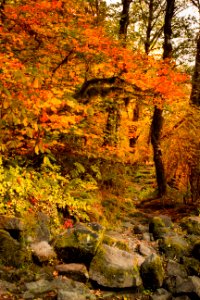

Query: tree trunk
151 0 175 197
190 32 200 106
103 105 120 147
145 0 154 55
151 106 166 196
119 0 132 43
190 30 200 202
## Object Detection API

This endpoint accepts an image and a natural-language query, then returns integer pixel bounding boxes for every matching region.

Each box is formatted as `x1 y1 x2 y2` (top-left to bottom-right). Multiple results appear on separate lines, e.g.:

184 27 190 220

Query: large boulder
23 277 95 299
140 253 164 290
159 235 190 262
89 244 142 288
149 216 173 240
0 229 31 267
53 223 104 264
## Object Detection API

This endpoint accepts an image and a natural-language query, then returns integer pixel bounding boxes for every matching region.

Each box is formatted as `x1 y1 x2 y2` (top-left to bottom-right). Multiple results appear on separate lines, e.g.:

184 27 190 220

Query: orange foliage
0 0 188 158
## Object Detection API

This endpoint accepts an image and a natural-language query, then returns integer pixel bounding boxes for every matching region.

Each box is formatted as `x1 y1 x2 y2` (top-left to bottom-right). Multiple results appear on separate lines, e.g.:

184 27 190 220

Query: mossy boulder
0 229 31 267
159 235 190 262
53 223 104 264
180 216 200 235
140 253 164 290
182 257 200 276
102 234 130 251
89 244 142 288
149 216 172 240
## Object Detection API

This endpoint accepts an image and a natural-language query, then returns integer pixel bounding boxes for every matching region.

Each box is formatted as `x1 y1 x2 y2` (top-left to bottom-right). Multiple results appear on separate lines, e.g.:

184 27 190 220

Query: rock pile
0 213 200 299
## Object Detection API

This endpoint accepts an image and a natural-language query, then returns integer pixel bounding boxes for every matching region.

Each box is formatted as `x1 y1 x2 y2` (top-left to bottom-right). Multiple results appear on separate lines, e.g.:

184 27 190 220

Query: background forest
0 0 200 229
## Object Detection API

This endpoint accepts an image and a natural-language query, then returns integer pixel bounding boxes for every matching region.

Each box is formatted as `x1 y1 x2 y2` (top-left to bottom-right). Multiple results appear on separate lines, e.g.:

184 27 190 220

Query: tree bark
190 32 200 106
119 0 132 43
190 28 200 202
145 0 154 55
151 106 166 196
151 0 175 197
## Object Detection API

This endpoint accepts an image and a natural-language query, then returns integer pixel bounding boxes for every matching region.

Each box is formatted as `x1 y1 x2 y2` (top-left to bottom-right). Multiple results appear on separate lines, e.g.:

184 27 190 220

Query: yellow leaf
35 144 39 155
33 78 39 88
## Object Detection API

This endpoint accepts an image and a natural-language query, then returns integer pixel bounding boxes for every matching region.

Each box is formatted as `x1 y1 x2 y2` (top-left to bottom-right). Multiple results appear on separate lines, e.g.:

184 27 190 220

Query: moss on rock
149 216 172 240
89 244 142 288
0 229 31 267
159 235 190 261
181 216 200 235
140 253 164 290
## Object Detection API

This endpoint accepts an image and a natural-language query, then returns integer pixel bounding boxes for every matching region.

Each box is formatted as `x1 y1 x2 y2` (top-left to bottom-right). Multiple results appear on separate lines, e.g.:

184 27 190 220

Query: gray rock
24 276 92 298
176 276 200 297
142 232 152 241
164 276 184 294
30 241 57 263
57 291 87 300
138 242 155 257
55 263 89 282
54 223 104 263
150 288 172 300
182 257 200 276
0 229 31 267
166 260 187 278
25 279 53 294
159 235 190 261
134 224 149 234
89 244 142 288
35 212 51 242
0 216 24 231
149 216 173 240
140 253 164 290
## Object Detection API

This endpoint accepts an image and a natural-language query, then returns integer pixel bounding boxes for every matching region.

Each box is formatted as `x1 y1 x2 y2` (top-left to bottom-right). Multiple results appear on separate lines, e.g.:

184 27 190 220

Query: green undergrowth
0 153 158 231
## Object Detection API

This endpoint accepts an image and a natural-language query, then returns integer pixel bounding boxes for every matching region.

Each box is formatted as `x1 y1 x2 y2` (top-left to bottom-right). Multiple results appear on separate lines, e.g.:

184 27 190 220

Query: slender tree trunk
145 0 154 55
119 0 132 43
190 30 200 202
151 0 175 197
190 32 200 106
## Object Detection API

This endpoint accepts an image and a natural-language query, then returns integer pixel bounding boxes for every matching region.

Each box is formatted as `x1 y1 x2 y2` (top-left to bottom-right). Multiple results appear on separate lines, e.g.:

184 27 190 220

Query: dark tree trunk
190 32 200 106
190 30 200 202
103 106 120 147
119 0 132 43
145 0 154 55
163 0 175 59
151 107 166 196
151 0 175 197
